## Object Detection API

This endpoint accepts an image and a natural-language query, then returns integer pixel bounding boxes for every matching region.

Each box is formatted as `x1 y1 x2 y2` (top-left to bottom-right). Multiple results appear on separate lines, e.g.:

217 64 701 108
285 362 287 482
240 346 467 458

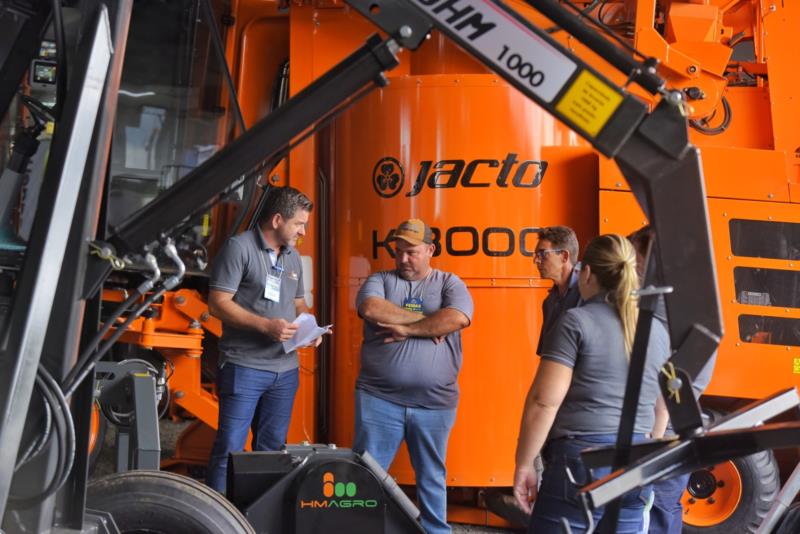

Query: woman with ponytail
513 234 671 533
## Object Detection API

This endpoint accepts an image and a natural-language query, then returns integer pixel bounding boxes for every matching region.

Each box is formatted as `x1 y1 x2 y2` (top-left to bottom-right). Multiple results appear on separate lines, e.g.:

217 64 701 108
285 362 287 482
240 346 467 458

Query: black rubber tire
774 502 800 534
87 470 254 534
683 450 780 534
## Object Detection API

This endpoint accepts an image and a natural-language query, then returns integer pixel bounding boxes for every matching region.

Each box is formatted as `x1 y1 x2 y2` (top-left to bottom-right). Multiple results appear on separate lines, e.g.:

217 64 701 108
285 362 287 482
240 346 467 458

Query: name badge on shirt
403 297 423 314
264 273 281 302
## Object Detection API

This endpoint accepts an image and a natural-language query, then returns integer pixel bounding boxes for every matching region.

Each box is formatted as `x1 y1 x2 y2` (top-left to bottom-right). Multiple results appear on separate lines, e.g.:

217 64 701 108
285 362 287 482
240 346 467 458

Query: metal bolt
708 497 716 504
175 295 186 305
399 25 413 38
175 390 185 398
189 321 201 329
687 65 697 74
200 312 210 322
615 181 622 187
768 193 775 198
688 498 696 504
717 480 725 488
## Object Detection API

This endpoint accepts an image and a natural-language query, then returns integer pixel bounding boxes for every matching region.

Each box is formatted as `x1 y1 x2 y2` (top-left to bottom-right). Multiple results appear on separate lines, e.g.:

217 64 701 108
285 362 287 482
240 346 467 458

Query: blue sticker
403 297 423 314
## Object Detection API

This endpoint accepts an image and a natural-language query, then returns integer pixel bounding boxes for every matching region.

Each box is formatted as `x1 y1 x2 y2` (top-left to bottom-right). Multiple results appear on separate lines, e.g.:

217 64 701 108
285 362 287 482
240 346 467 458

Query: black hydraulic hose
689 96 732 135
62 253 160 396
38 366 74 493
14 388 52 470
61 288 144 391
63 287 168 400
9 366 75 509
524 0 664 95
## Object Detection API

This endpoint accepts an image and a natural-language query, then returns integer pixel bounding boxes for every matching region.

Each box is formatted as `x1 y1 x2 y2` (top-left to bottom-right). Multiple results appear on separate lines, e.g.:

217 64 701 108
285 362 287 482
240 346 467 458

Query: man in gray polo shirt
354 218 474 534
205 186 321 494
535 226 581 355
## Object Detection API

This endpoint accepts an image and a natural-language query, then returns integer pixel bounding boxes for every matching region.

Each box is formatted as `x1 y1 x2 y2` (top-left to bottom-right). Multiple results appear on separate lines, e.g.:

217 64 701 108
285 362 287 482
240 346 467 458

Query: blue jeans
648 473 689 534
206 363 299 493
353 389 457 534
529 434 652 534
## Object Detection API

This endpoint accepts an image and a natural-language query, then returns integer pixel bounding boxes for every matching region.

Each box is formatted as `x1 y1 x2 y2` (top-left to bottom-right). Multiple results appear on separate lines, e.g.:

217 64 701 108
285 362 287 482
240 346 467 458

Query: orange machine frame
98 0 800 528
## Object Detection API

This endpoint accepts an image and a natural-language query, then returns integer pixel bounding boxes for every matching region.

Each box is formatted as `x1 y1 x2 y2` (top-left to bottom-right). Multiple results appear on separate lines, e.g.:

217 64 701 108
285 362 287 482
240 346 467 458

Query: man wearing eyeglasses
534 226 581 355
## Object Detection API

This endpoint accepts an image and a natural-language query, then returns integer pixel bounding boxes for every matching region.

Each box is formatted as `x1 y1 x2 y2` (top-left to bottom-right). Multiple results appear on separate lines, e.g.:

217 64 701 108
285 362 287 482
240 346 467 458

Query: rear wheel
682 450 779 533
87 470 254 534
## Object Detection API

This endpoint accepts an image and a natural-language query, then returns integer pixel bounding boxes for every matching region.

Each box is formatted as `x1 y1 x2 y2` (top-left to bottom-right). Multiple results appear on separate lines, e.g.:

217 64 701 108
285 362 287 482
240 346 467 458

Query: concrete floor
91 418 520 533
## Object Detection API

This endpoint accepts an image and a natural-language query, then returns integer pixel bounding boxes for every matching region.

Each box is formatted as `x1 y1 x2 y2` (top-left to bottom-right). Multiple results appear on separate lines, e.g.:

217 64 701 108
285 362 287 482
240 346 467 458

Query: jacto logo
299 472 379 509
373 153 547 198
372 157 405 198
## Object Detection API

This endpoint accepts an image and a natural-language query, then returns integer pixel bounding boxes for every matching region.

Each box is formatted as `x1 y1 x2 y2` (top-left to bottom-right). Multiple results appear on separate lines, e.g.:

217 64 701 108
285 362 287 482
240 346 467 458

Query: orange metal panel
687 87 773 151
447 505 515 528
706 198 800 400
763 0 800 156
600 145 790 203
328 71 599 486
599 191 800 400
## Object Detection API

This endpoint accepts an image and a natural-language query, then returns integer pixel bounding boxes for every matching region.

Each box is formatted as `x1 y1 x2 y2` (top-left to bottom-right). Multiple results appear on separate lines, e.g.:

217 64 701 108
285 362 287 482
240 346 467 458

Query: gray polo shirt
537 264 582 355
209 228 304 372
540 293 670 439
356 269 474 409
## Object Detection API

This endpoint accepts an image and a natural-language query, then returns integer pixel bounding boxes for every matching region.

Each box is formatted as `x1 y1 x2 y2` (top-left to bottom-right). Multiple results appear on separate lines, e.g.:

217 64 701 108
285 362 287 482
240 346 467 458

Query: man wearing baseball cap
354 218 474 534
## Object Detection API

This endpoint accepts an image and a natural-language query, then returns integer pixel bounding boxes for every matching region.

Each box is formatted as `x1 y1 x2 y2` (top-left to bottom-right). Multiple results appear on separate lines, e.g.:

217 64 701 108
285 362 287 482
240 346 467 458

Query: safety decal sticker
555 69 623 137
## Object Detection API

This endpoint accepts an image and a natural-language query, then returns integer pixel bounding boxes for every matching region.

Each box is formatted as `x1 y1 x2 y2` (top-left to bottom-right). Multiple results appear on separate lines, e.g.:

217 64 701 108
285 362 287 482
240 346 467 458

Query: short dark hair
537 226 579 264
627 225 654 256
260 186 313 224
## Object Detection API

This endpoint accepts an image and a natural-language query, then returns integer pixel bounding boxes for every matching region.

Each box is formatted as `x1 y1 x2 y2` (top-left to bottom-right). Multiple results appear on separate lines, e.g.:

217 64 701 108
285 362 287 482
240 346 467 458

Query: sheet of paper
283 312 331 353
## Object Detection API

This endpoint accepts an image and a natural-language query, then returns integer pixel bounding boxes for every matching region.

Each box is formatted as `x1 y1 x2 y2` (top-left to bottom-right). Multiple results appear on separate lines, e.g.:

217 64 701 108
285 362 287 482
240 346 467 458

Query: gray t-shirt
209 228 304 372
540 294 671 439
355 269 474 409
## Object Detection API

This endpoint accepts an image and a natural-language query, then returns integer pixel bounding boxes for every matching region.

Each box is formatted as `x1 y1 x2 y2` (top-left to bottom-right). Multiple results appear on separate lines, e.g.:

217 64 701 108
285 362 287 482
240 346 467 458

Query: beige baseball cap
390 218 433 246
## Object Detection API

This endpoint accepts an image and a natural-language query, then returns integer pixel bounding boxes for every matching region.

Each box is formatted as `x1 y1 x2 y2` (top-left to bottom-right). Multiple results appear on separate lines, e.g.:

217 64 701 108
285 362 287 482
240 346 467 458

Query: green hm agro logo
299 471 379 509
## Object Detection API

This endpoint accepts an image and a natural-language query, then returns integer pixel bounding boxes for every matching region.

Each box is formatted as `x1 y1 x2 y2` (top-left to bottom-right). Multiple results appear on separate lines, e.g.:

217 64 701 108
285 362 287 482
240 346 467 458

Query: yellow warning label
202 212 210 237
793 358 800 374
555 70 623 138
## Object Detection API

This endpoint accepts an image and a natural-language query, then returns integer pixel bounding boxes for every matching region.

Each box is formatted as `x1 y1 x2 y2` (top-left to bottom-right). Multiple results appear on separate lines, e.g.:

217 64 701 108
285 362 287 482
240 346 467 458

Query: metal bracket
95 360 162 472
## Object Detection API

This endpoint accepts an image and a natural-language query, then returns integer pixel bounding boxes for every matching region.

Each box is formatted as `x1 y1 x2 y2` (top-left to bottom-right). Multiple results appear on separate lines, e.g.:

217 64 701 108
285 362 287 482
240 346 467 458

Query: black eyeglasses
534 248 564 261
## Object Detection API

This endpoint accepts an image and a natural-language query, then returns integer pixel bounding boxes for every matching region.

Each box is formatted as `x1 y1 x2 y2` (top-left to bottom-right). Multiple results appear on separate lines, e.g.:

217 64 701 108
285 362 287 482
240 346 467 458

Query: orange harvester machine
328 37 598 497
106 0 800 528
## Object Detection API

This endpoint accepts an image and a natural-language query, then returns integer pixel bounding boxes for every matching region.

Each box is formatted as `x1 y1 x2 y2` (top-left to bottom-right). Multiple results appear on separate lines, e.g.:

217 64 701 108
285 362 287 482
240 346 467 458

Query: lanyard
258 248 285 280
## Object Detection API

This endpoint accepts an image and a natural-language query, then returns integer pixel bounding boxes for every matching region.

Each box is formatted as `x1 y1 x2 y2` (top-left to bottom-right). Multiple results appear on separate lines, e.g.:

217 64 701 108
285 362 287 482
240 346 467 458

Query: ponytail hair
582 234 640 356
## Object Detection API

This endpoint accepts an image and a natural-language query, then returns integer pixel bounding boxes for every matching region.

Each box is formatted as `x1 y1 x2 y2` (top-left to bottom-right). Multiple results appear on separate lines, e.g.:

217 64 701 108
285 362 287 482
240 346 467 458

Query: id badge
264 273 281 302
402 297 423 314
